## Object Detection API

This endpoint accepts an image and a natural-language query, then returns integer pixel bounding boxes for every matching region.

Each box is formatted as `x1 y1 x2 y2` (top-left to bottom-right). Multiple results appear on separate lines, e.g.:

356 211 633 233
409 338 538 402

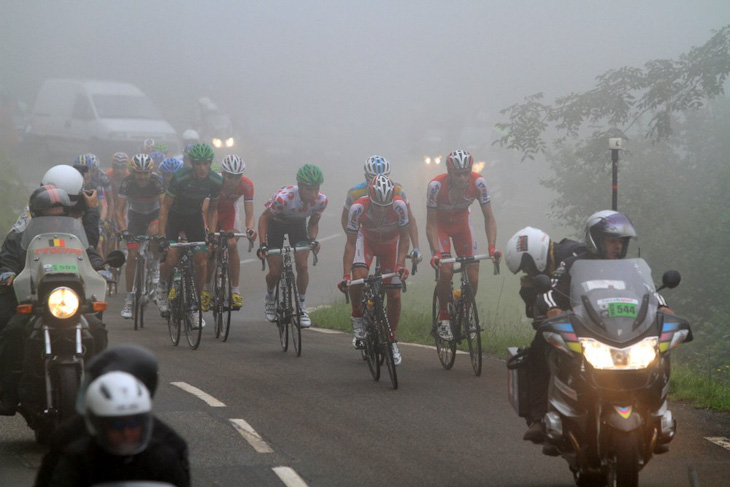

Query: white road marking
706 437 730 451
308 327 341 334
240 233 342 264
230 418 274 453
272 466 309 487
171 382 226 407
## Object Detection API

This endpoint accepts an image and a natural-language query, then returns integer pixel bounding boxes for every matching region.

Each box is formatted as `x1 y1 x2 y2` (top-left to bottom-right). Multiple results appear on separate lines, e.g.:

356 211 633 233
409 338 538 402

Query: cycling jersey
346 196 409 244
426 172 491 227
217 175 254 230
264 184 327 224
105 167 129 197
118 173 165 215
166 166 223 216
343 180 408 211
89 170 112 197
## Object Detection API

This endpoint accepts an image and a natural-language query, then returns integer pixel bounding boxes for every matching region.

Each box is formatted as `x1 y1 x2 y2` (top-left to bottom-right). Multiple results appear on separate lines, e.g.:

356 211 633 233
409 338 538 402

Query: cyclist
141 138 156 155
75 153 113 224
115 154 166 319
338 174 410 364
257 164 327 328
181 129 200 148
105 152 131 219
160 157 184 190
202 154 255 312
342 155 422 266
156 143 222 319
426 149 499 341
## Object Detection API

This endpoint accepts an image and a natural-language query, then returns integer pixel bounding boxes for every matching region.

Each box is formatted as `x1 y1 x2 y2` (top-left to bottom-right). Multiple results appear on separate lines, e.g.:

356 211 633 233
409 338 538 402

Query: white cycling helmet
368 174 395 206
84 371 153 456
181 129 200 143
131 153 155 172
446 150 474 171
221 154 246 175
41 165 84 202
505 227 551 275
364 155 391 180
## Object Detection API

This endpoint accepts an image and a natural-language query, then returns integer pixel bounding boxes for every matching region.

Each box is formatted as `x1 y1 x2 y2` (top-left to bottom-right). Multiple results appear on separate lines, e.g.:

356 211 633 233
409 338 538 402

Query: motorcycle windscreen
569 258 659 344
14 216 106 303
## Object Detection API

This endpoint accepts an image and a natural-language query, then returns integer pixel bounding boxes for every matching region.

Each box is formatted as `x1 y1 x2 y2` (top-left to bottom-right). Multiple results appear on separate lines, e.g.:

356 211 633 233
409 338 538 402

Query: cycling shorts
434 219 477 258
217 209 237 232
352 231 402 286
166 210 207 249
266 219 308 249
128 209 160 237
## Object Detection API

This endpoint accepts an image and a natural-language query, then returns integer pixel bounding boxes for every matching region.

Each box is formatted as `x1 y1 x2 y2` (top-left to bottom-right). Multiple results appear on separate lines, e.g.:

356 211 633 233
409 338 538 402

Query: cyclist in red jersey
339 175 410 364
426 150 499 340
201 155 256 311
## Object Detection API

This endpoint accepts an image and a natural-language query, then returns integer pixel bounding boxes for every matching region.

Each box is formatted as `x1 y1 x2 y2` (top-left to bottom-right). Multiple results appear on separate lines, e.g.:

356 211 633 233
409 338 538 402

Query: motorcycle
11 215 124 443
508 258 692 486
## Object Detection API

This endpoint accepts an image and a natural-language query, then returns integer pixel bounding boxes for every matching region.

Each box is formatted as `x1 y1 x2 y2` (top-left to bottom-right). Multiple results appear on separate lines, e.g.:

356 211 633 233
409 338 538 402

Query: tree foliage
495 25 730 161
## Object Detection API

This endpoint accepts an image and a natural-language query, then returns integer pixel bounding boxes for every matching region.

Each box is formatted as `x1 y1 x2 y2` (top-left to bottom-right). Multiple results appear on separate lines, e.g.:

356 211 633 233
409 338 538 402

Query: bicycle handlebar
436 253 500 280
342 271 407 304
169 241 207 249
261 243 319 271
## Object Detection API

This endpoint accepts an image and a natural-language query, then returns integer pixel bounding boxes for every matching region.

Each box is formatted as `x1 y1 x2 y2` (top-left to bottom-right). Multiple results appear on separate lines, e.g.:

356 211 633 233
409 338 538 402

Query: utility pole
609 138 622 211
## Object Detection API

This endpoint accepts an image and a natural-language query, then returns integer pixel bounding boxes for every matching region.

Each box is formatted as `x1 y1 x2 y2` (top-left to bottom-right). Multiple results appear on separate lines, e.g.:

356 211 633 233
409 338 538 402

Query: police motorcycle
508 258 691 486
12 215 124 442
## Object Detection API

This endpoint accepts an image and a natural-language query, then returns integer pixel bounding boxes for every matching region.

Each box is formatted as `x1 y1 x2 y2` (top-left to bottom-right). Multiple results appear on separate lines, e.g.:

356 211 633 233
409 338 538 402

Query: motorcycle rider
46 371 189 487
34 344 190 487
505 227 588 442
0 186 106 415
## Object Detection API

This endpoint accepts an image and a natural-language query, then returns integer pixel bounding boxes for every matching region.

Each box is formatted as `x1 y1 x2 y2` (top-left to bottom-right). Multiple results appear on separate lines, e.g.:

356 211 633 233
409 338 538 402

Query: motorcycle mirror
532 274 553 294
657 270 681 291
104 250 126 269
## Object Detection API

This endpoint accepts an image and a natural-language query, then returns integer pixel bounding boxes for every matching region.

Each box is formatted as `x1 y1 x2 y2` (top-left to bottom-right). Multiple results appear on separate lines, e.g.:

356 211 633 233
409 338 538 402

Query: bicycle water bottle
453 289 461 300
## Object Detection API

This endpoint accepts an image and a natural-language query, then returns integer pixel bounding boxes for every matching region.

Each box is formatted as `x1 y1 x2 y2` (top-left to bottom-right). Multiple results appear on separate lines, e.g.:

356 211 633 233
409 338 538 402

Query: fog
2 0 728 240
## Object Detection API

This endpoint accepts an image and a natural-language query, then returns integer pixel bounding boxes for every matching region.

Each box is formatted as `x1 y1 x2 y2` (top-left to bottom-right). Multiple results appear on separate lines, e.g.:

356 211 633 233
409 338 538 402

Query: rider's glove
246 228 257 240
396 264 409 281
337 274 350 294
120 230 131 241
410 248 423 264
157 236 169 253
256 245 268 260
207 232 217 246
0 272 16 286
430 251 442 270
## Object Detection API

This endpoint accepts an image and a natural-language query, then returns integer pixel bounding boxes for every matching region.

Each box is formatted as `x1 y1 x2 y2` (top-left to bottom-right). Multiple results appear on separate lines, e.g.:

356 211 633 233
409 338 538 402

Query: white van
27 79 178 163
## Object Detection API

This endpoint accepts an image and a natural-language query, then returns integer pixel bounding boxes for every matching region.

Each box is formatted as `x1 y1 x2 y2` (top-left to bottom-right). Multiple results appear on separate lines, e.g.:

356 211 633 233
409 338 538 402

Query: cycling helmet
363 155 391 180
160 157 183 174
368 174 395 206
221 154 246 175
141 138 155 153
182 129 200 144
29 185 72 216
151 141 168 154
296 164 324 186
585 210 637 259
112 152 130 167
41 165 84 202
505 227 551 275
187 143 215 162
445 150 474 171
75 344 159 414
131 154 155 172
84 371 153 456
149 151 165 166
75 153 100 169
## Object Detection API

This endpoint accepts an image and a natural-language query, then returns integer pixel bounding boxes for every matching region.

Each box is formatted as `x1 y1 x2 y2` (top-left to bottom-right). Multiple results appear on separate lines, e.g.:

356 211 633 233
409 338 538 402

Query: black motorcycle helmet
29 185 72 217
75 344 159 414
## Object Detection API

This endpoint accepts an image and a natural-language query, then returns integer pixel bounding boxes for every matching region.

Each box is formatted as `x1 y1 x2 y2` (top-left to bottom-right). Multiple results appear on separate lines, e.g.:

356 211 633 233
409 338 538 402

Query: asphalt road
2 240 730 486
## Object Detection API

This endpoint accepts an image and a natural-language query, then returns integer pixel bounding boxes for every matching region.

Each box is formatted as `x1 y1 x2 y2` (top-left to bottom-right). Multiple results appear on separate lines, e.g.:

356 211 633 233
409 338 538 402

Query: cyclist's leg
377 240 401 336
453 218 480 293
146 213 161 283
289 220 310 304
435 226 454 320
227 231 241 289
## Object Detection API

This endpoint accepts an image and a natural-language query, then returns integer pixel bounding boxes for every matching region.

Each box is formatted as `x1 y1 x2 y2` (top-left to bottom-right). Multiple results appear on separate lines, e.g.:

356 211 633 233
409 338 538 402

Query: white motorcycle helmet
40 165 84 203
84 371 153 456
584 210 637 259
505 227 551 275
181 128 200 145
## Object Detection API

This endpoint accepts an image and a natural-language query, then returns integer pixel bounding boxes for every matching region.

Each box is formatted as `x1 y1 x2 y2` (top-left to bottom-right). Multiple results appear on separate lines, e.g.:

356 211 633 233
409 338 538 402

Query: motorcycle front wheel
607 431 641 487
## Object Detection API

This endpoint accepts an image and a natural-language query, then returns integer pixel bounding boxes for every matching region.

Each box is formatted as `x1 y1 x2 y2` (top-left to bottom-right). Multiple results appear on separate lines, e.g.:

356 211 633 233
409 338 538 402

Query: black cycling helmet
29 185 72 217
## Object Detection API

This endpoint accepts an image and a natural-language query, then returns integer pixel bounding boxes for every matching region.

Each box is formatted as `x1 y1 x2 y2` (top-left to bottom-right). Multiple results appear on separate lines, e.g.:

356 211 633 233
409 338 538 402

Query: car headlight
581 337 658 370
212 137 223 148
47 287 80 319
225 137 235 148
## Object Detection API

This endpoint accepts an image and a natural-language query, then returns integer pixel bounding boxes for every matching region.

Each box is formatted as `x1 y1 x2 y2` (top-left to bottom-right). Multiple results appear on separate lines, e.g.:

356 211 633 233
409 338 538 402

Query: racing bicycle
210 231 253 341
166 240 207 349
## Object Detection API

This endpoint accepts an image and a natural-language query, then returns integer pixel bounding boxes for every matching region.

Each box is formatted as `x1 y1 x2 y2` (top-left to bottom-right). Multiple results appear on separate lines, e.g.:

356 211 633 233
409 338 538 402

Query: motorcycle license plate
607 301 637 318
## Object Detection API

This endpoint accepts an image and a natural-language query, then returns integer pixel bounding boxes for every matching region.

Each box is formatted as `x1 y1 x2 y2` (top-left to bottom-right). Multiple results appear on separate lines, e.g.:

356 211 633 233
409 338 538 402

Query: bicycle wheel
133 256 144 331
433 287 456 370
290 276 302 357
213 261 223 339
167 275 181 346
275 279 288 351
377 309 398 390
464 294 482 376
363 310 380 381
219 266 232 342
183 272 202 350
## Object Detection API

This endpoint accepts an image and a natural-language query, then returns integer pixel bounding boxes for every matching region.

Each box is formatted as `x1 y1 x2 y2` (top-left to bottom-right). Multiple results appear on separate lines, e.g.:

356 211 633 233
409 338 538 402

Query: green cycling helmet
187 143 215 162
151 141 168 154
296 164 324 186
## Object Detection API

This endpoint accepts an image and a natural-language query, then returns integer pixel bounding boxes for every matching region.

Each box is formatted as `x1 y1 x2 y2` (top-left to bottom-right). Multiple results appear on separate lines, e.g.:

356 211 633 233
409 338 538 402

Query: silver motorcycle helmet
585 210 637 259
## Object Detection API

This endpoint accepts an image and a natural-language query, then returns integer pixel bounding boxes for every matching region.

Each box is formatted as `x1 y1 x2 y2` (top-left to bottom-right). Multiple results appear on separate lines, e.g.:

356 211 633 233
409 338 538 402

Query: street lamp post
609 137 622 211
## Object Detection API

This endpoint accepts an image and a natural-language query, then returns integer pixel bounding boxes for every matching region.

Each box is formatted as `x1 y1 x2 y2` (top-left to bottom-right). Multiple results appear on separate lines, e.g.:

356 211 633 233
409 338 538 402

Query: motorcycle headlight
581 337 658 370
225 137 235 148
212 137 223 148
47 287 80 319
